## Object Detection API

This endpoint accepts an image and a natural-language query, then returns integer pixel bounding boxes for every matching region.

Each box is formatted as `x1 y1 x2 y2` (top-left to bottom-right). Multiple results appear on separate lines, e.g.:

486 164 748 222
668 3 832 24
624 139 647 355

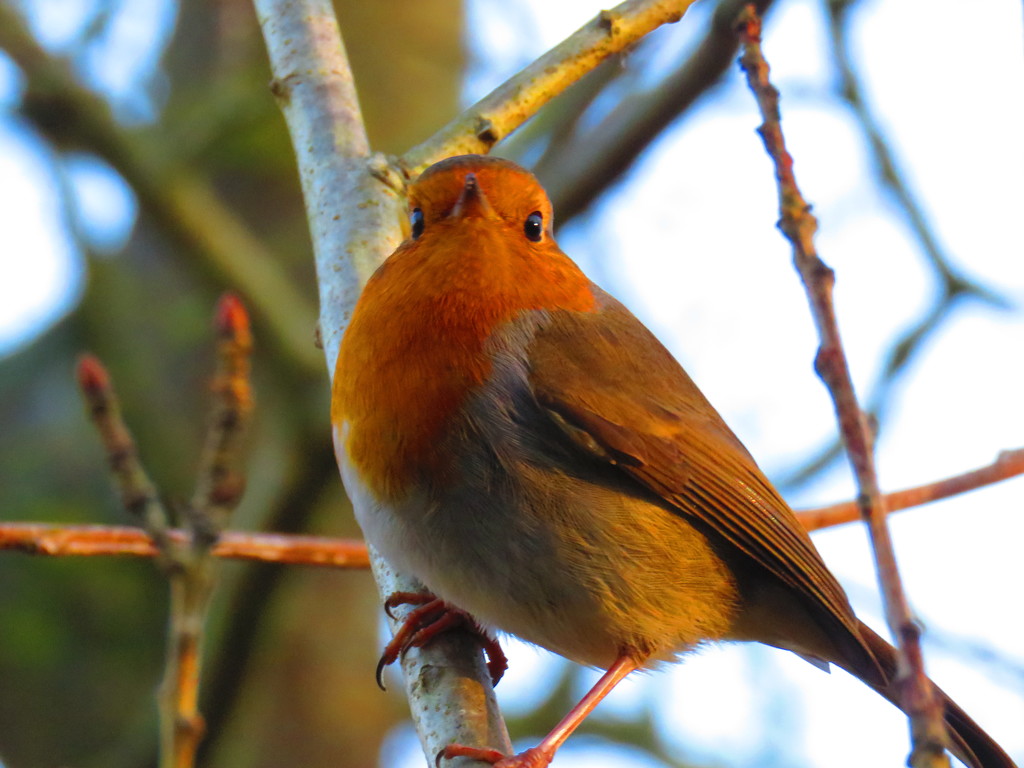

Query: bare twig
402 0 700 175
155 294 255 768
191 293 254 536
514 56 625 179
76 354 175 563
735 7 949 768
778 0 1012 491
798 448 1024 531
76 352 194 767
540 0 776 224
764 0 1014 493
75 297 256 768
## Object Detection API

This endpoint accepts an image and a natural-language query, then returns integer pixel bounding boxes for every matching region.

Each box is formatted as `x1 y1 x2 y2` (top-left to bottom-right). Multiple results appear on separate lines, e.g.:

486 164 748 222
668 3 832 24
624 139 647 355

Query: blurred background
0 0 1021 767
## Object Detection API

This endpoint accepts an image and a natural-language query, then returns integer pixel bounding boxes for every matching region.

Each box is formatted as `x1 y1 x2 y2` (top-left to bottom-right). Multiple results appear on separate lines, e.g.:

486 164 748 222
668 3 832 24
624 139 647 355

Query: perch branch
253 0 508 763
254 0 718 763
735 7 949 768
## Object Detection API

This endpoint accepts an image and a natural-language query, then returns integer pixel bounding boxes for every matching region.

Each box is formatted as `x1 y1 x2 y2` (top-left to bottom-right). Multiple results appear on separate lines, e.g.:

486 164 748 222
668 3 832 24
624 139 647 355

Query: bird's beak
450 173 496 220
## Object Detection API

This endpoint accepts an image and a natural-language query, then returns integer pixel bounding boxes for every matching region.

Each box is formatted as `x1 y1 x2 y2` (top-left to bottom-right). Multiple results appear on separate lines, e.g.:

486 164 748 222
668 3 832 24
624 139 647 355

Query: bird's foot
436 745 553 768
376 592 507 689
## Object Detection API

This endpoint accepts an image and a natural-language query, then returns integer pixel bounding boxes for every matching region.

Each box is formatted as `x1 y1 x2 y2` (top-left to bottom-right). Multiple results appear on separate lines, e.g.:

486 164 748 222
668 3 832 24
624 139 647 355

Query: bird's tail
840 621 1016 768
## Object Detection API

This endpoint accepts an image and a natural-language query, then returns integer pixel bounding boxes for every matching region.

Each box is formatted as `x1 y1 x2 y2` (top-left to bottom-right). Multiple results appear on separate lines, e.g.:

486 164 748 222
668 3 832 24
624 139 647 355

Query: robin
332 154 1014 768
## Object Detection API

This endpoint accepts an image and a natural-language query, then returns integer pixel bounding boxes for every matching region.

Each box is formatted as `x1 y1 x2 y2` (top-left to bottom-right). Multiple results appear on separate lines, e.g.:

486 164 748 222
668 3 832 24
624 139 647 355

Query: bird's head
406 155 555 249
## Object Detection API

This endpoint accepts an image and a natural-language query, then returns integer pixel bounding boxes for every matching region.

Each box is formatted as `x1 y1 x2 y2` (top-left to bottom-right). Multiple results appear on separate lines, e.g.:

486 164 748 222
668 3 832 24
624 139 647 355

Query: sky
1 1 1022 767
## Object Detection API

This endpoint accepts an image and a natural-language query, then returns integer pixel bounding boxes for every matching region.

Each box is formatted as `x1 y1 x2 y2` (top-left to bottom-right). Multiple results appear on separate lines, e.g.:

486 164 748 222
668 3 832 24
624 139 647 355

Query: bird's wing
524 288 859 634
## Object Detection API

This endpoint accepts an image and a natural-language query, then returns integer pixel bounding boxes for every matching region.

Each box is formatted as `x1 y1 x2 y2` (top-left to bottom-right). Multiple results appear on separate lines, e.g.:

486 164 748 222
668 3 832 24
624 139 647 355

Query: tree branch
155 294 255 768
253 1 508 764
75 353 175 563
735 7 949 767
540 0 776 224
0 523 370 567
759 0 1015 494
74 297 256 768
797 448 1024 532
402 0 700 175
7 440 1019 568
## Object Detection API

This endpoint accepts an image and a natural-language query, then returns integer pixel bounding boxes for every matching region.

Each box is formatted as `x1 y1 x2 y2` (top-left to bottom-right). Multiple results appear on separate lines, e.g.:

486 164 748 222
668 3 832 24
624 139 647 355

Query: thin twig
0 523 370 567
734 7 949 768
75 353 193 767
191 293 254 537
798 447 1024 531
402 0 700 175
75 298 257 768
512 56 625 180
76 354 175 565
156 294 255 768
765 0 1013 492
540 0 776 224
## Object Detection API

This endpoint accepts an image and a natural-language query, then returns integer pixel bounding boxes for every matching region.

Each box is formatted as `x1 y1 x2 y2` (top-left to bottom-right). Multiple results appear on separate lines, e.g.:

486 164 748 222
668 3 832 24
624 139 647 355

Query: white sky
1 1 1022 767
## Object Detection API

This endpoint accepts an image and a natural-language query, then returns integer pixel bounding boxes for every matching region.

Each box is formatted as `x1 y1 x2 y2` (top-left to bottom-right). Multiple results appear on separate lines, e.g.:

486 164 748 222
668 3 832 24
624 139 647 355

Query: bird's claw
436 744 553 768
376 593 508 689
383 591 434 620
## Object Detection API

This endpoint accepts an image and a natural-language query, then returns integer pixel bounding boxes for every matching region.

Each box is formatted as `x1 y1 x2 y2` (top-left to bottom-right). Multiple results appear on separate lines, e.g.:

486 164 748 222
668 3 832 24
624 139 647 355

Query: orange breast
333 222 596 502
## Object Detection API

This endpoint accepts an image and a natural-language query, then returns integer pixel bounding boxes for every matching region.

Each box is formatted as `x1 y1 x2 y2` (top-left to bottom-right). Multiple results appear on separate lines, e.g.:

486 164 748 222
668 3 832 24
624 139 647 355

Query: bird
331 154 1015 768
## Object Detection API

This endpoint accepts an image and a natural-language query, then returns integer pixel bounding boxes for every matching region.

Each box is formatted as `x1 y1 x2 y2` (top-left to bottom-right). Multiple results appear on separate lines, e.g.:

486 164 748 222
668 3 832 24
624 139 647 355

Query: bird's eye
410 208 424 240
524 211 543 242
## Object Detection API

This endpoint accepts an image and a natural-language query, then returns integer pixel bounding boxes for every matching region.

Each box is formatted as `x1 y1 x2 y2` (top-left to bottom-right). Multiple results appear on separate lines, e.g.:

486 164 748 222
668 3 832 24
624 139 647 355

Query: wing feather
525 289 859 635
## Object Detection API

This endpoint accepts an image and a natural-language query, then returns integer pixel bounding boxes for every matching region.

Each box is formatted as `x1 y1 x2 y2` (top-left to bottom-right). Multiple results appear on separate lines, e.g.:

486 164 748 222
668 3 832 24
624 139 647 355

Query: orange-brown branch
0 523 371 568
6 448 1021 569
797 447 1024 531
735 7 948 767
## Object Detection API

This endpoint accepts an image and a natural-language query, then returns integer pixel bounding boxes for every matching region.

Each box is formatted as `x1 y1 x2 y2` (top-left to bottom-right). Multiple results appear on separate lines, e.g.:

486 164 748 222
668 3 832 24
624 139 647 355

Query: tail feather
844 622 1016 768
